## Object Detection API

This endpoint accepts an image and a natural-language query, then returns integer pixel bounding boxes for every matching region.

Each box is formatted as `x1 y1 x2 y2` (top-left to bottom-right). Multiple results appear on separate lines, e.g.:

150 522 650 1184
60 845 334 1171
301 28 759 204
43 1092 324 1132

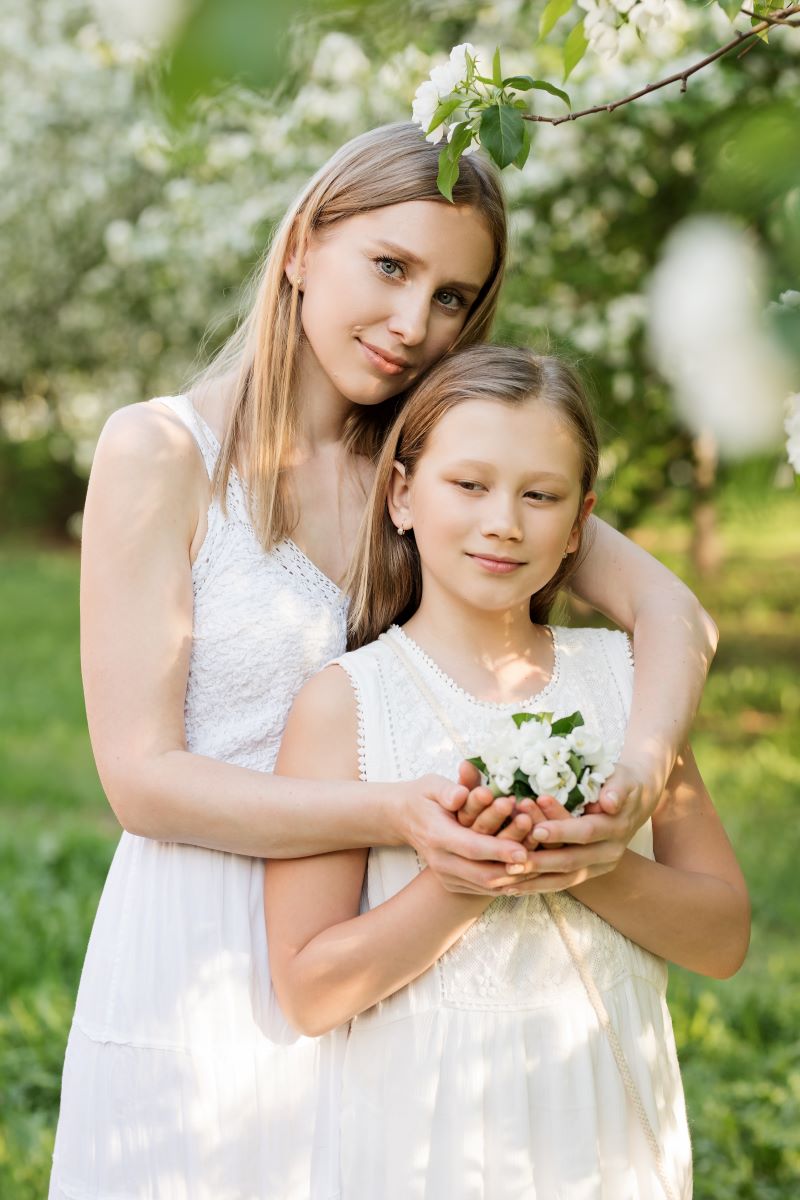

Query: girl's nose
480 497 523 541
387 289 430 346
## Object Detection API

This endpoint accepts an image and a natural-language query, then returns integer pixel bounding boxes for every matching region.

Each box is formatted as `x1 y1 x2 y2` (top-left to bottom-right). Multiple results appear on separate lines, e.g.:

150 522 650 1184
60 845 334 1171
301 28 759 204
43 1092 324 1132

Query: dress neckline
183 394 344 601
386 623 561 711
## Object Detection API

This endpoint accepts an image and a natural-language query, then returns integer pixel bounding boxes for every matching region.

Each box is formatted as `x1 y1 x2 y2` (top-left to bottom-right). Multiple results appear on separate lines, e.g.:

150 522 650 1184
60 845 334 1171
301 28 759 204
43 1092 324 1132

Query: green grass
1 486 799 1198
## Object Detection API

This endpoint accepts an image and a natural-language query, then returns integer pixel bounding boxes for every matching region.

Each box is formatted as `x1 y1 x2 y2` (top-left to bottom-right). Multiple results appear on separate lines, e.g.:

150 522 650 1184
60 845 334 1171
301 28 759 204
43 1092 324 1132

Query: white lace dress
49 396 349 1200
334 624 692 1200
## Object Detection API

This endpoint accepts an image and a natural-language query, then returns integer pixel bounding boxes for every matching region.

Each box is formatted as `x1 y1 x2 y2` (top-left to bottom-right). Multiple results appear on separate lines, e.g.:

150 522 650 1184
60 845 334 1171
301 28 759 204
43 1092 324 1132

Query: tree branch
523 5 800 127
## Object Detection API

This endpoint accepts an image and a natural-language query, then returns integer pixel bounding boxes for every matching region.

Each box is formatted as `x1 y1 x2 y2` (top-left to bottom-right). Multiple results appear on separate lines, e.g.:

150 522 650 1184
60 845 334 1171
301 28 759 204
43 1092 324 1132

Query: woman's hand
526 760 651 862
398 772 544 895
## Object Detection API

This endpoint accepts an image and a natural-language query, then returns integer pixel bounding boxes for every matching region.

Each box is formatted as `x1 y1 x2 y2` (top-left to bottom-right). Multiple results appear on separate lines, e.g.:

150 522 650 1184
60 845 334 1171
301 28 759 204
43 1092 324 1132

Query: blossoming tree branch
411 1 800 200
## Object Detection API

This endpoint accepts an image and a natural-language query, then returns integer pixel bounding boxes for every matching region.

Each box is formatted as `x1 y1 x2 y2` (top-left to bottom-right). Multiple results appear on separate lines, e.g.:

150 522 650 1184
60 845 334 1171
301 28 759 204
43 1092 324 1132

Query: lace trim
178 397 345 606
334 660 368 783
387 624 561 711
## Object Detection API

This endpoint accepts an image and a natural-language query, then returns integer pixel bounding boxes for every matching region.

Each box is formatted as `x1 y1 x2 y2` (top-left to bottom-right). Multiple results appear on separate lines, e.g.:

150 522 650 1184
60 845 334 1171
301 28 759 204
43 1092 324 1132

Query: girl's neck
401 597 555 706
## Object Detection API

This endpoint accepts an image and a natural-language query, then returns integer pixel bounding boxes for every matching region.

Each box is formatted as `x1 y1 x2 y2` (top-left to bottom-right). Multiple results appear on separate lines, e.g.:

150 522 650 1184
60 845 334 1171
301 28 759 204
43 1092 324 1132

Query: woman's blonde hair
346 344 599 650
194 123 507 549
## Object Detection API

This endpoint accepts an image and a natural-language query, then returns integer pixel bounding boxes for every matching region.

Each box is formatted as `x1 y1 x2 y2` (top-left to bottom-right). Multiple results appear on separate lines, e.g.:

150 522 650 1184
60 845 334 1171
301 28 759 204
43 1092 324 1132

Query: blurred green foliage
2 479 800 1197
1 0 797 537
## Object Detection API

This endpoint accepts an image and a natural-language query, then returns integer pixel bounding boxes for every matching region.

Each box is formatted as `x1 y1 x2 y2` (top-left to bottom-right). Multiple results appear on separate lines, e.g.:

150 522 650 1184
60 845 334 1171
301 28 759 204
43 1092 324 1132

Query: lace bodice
155 396 349 771
337 624 665 1021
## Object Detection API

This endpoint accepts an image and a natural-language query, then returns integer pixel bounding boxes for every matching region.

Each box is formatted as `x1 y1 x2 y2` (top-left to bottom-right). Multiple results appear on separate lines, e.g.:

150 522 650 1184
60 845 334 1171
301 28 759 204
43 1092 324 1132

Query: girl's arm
265 667 534 1036
80 402 529 883
568 516 718 822
557 748 750 978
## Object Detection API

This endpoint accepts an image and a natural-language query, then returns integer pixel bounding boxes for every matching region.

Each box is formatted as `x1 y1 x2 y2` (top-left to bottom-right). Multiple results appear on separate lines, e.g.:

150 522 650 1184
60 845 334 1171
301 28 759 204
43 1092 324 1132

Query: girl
265 345 749 1199
51 125 717 1199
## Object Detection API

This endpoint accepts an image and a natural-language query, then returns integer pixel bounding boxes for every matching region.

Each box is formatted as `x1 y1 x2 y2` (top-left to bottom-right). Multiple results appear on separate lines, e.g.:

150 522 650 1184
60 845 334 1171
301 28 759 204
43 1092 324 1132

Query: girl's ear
387 462 412 533
567 491 596 553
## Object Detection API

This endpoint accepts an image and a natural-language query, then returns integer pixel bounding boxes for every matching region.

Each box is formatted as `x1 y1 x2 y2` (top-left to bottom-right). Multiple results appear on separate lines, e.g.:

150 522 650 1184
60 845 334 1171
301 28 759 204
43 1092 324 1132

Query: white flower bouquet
468 711 619 816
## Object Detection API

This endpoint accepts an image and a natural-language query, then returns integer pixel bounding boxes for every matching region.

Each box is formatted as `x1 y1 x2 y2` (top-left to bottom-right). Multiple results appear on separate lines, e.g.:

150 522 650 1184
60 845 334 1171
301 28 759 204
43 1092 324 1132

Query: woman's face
289 200 496 409
389 397 595 619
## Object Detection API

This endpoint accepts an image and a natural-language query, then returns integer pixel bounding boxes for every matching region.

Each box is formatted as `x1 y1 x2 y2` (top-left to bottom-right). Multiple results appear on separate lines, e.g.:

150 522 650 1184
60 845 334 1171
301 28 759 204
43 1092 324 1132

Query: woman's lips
357 339 409 377
468 554 525 574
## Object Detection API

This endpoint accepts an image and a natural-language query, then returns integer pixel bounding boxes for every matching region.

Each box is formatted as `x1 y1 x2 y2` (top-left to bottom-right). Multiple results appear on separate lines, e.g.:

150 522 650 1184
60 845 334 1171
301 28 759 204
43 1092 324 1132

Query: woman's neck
401 596 554 705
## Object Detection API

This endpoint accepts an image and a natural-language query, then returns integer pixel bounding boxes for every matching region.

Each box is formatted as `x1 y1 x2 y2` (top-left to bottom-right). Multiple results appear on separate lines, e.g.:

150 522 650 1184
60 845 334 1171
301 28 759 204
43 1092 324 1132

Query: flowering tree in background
0 0 798 543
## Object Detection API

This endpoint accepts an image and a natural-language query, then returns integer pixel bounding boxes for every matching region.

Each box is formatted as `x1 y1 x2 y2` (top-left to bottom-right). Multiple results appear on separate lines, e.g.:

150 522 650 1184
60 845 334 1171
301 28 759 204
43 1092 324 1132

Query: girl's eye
455 480 485 492
375 256 404 279
436 289 466 311
525 491 557 502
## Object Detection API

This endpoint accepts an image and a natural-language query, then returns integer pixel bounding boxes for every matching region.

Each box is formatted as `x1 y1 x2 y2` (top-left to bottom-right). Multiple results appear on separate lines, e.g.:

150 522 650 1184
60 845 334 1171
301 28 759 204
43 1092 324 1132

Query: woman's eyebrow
369 241 483 296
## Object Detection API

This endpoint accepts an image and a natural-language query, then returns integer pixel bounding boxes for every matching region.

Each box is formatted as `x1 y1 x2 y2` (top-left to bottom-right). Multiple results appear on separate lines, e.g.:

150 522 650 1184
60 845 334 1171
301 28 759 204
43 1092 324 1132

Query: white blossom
566 727 603 759
410 79 443 141
786 394 800 474
648 217 793 458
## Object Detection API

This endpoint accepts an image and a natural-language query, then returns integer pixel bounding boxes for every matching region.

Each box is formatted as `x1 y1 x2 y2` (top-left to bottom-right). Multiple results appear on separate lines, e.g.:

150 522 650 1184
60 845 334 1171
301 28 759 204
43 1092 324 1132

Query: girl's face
288 200 496 409
389 398 595 619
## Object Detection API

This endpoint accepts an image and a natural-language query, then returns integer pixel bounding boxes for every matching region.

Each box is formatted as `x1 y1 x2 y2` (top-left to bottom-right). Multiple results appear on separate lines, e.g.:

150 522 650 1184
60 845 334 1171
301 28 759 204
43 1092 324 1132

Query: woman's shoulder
97 398 206 474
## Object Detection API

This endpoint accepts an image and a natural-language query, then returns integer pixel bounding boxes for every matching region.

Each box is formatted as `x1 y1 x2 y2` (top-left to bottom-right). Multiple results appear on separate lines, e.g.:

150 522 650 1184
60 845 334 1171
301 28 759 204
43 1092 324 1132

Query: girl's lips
468 554 525 574
357 339 409 377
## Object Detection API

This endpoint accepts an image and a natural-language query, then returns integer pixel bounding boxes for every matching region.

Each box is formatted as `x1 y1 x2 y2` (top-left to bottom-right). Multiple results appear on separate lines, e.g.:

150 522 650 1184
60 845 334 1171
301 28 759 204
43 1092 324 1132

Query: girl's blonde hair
194 123 507 549
347 344 599 650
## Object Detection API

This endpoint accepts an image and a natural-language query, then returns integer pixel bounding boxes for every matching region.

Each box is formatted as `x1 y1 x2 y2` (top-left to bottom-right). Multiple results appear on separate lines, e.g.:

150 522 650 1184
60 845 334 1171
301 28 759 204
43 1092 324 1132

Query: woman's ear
387 462 412 534
284 245 307 291
567 491 596 553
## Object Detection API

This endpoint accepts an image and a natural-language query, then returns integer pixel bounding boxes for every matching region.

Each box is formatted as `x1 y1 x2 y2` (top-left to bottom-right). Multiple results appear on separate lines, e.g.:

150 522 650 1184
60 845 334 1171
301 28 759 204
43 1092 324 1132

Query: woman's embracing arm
532 515 718 850
265 667 533 1036
562 747 750 978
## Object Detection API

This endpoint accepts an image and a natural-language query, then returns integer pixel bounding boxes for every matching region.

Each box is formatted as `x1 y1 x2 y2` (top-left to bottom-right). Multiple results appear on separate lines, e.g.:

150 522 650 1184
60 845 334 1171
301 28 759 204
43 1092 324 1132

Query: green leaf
466 755 487 775
437 146 460 203
563 18 588 82
427 96 463 135
479 103 525 169
539 0 575 40
528 80 572 110
493 46 503 88
512 710 550 727
550 710 585 736
448 120 475 159
718 0 743 18
514 122 532 169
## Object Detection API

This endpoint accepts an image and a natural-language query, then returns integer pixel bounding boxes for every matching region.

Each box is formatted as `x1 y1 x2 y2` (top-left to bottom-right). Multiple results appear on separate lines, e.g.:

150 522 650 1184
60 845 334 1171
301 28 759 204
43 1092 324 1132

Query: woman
49 124 716 1199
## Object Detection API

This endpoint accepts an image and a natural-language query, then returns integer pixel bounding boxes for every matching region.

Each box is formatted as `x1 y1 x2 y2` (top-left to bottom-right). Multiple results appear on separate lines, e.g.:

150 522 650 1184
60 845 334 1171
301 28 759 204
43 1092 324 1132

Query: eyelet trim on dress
386 623 561 711
335 660 368 783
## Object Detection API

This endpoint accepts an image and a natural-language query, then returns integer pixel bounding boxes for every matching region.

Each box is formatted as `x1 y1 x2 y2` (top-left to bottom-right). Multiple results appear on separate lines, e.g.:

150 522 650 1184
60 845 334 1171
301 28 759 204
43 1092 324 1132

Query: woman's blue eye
437 290 466 310
376 257 402 278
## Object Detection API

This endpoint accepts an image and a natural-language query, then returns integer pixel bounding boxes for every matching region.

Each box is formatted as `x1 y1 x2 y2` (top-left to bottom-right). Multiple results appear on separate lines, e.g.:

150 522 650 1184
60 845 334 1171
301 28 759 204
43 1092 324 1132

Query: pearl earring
397 523 406 536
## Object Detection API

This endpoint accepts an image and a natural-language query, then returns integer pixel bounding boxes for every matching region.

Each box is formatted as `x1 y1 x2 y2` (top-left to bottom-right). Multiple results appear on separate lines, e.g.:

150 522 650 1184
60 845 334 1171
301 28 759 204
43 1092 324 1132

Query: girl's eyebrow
447 458 570 483
369 240 483 296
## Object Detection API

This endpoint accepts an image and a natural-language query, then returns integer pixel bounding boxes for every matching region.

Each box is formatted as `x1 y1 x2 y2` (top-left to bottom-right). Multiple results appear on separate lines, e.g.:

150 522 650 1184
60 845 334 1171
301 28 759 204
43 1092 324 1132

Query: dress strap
151 395 219 480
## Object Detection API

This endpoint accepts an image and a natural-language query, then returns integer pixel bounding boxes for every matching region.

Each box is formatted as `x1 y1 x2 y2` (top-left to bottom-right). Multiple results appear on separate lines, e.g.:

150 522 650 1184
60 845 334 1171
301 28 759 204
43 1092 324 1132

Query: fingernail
604 792 619 811
507 863 525 875
531 827 549 841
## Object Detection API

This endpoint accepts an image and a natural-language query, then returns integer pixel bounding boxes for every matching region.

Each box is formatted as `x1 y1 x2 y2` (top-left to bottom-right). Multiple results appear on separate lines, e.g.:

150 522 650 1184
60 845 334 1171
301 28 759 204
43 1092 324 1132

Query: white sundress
49 395 349 1200
333 624 693 1200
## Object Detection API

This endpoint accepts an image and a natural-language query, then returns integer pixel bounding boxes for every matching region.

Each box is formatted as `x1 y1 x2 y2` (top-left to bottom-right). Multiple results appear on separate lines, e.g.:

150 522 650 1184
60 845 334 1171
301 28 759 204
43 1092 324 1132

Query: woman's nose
387 289 430 346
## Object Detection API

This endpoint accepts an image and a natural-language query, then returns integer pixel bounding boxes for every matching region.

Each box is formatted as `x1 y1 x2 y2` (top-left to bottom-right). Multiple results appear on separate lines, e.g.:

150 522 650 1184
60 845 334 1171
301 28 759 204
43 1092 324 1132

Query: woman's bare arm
265 668 533 1036
524 515 718 857
561 748 750 978
79 402 531 879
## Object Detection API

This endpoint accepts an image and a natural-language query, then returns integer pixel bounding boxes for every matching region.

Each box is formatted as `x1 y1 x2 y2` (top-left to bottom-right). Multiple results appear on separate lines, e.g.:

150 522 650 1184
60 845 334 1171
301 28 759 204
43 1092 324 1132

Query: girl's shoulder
551 624 634 678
